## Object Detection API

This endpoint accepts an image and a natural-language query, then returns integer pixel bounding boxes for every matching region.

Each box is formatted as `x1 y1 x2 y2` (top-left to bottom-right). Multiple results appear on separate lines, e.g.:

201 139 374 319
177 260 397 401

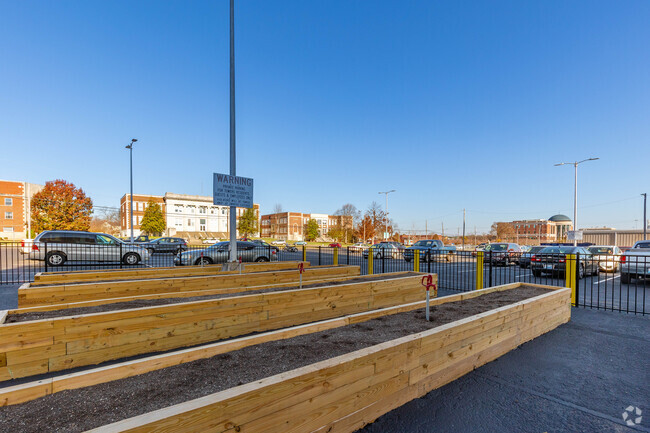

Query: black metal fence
1 242 647 315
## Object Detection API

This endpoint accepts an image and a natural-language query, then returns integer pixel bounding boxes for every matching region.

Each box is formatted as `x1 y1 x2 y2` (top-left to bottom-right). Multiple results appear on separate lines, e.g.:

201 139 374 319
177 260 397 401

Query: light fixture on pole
125 139 138 242
642 193 647 240
554 158 599 246
378 190 396 240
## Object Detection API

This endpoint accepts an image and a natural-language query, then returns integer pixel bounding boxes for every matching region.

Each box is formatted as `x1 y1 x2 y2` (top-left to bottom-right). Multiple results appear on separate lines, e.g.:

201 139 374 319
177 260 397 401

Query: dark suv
144 237 188 255
484 243 522 266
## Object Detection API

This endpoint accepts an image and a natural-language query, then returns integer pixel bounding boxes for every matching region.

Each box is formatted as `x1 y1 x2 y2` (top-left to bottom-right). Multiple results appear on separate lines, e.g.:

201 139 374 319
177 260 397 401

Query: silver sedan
174 241 277 266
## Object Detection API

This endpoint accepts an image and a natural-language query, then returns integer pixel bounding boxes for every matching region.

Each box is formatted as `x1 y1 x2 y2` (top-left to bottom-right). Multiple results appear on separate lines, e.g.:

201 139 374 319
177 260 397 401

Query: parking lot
1 246 648 315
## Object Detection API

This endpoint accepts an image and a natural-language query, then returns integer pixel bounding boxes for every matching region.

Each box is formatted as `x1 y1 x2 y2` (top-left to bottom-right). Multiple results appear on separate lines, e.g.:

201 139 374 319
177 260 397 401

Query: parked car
29 230 150 266
403 239 451 262
295 241 307 246
362 242 404 260
587 245 623 273
174 241 277 266
349 242 369 252
530 246 598 278
484 243 522 266
329 243 342 248
519 246 546 268
472 243 489 257
620 240 650 283
144 237 188 255
250 239 280 253
124 235 150 244
202 238 219 244
271 240 287 246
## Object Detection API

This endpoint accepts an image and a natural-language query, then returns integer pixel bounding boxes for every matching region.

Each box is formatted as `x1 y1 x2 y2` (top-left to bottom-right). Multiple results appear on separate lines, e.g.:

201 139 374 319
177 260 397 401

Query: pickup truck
403 239 452 262
620 240 650 283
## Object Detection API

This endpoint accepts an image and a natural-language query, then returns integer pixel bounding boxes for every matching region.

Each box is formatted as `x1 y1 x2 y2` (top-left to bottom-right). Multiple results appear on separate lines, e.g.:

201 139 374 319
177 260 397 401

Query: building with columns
120 192 259 238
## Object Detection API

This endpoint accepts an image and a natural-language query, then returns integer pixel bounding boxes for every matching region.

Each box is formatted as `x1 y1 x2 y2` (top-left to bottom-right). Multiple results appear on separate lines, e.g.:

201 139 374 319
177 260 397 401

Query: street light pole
125 139 138 241
554 157 599 246
378 190 395 240
642 193 647 240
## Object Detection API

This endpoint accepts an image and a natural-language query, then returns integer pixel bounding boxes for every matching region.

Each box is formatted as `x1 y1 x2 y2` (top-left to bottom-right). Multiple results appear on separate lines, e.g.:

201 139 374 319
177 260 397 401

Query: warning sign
213 173 254 208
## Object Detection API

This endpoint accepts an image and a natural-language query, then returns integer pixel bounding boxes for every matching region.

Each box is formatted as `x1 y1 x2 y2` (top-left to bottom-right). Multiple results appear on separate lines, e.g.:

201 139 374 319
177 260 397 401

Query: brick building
498 214 573 243
260 212 353 241
0 180 44 239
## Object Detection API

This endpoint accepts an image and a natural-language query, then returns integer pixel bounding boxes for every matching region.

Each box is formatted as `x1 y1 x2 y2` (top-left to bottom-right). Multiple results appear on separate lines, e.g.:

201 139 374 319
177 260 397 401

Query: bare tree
273 204 283 214
335 203 361 225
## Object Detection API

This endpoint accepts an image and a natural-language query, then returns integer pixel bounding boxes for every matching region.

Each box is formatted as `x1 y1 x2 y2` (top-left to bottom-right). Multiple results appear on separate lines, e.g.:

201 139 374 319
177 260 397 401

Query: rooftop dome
549 214 572 222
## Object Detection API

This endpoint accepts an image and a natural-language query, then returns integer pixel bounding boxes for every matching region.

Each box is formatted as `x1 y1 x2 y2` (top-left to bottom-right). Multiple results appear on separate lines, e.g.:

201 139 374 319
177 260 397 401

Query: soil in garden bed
0 285 553 433
8 273 421 323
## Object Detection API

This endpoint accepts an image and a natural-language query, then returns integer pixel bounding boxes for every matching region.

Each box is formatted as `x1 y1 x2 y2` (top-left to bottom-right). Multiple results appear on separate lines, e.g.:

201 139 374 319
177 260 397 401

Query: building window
4 212 12 220
187 219 194 227
4 198 12 206
199 207 207 214
175 218 182 228
3 227 14 232
199 219 206 231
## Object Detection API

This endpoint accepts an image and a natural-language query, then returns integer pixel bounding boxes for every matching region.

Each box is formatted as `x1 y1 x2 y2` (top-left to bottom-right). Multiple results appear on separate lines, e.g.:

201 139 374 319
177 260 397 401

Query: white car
202 238 219 244
271 240 287 246
349 242 369 252
587 245 622 273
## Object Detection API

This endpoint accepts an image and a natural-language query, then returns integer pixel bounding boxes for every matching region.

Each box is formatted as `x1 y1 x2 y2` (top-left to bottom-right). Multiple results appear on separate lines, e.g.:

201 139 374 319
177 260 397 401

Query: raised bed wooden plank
84 286 569 433
18 265 360 308
0 274 427 381
31 261 311 286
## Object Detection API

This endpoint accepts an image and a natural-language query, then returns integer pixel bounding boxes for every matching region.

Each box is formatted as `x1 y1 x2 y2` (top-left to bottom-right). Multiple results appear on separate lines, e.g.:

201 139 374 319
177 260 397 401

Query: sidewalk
361 308 650 433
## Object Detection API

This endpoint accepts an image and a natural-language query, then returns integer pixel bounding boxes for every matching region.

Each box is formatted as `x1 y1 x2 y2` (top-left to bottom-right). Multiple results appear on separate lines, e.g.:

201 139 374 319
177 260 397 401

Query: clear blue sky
1 0 649 234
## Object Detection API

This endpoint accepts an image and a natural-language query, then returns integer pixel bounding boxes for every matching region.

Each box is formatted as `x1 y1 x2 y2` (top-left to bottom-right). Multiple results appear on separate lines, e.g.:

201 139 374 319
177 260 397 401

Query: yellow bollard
414 250 420 273
368 250 373 275
302 245 306 262
333 247 339 266
565 254 577 306
476 251 484 290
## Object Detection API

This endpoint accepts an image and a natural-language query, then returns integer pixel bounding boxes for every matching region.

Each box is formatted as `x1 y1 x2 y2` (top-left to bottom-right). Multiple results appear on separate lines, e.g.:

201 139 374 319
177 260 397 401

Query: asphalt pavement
359 308 650 433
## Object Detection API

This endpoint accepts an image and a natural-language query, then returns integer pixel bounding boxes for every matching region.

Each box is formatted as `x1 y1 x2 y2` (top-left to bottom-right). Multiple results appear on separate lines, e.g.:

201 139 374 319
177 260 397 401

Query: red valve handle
238 256 242 264
421 274 433 290
298 263 305 274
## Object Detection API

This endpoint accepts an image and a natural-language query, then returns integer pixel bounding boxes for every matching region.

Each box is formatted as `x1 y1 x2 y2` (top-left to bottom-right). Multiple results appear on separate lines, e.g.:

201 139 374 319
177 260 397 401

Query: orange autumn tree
31 179 93 232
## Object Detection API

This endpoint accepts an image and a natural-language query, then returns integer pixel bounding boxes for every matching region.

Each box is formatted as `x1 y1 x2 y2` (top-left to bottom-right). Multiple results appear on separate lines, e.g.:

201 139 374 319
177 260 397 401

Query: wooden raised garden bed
0 272 427 381
0 282 569 433
17 265 360 310
30 261 311 286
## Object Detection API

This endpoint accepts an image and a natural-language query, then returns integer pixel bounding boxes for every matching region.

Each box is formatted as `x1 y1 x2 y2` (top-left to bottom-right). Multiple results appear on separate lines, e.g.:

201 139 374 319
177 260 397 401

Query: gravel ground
7 273 420 322
0 285 550 432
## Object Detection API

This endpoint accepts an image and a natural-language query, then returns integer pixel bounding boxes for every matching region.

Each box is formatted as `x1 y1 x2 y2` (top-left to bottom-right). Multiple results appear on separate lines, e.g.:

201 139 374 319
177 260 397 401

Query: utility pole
643 193 647 240
378 190 395 240
462 209 466 251
441 222 444 238
425 220 427 237
229 0 238 262
125 139 138 242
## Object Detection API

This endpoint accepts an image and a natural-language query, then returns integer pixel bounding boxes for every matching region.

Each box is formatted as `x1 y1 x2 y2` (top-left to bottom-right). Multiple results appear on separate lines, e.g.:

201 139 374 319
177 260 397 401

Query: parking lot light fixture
554 158 599 246
126 139 138 242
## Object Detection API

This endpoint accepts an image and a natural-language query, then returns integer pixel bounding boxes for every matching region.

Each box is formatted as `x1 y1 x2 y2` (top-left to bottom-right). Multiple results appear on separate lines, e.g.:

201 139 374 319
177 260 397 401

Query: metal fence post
381 251 385 274
414 250 420 273
333 247 338 266
120 243 123 269
368 251 373 275
346 247 350 265
565 253 577 306
44 242 48 273
476 251 484 290
488 251 493 287
318 246 321 265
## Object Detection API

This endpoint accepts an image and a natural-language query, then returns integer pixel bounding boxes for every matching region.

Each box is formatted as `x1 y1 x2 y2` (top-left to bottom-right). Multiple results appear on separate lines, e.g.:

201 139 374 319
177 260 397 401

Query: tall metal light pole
125 139 138 241
229 0 238 262
554 158 599 246
378 190 395 240
642 193 647 240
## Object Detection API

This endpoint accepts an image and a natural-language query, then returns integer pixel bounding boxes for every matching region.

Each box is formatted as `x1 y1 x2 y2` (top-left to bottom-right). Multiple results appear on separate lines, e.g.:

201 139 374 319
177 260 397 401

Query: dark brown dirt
8 273 421 323
0 285 551 432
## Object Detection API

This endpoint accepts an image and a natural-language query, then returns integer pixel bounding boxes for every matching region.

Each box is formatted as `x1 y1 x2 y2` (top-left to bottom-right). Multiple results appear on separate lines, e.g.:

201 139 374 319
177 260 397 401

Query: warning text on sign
213 173 254 208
